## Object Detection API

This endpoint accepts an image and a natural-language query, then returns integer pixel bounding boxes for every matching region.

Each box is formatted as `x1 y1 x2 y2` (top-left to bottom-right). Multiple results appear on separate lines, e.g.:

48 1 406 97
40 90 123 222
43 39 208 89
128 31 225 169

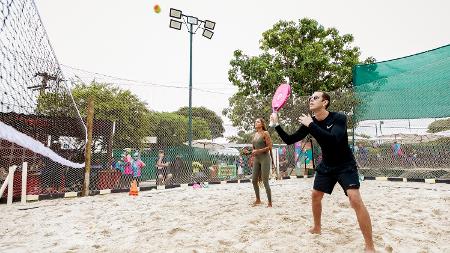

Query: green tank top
252 132 267 149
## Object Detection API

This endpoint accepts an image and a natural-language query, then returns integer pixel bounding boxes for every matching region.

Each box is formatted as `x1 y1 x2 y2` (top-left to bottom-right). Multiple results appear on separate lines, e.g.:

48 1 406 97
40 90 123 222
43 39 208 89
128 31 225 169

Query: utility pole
28 72 57 96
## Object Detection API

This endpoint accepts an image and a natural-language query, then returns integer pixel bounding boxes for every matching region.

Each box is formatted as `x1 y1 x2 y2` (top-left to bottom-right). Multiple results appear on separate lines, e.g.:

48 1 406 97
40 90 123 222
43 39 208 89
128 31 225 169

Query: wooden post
0 166 16 200
107 121 115 169
82 97 94 197
7 165 17 205
21 162 28 204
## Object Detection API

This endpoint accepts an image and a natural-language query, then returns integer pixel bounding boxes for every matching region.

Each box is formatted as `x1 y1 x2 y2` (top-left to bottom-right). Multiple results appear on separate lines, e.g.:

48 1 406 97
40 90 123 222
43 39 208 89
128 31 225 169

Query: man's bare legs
309 189 375 252
347 189 375 252
309 189 324 234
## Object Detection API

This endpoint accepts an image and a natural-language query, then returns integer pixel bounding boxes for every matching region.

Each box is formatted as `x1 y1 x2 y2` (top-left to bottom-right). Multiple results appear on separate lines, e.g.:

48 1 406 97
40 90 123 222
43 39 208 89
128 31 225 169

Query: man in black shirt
271 91 375 252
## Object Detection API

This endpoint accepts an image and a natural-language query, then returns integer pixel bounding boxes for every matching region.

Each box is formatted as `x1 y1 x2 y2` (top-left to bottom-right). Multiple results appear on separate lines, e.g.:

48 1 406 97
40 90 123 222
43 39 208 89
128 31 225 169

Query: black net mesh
1 0 86 199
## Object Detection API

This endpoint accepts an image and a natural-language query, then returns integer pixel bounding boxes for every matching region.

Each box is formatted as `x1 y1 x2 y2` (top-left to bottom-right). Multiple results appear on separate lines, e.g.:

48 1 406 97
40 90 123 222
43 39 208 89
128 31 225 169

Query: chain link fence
1 0 449 203
231 92 450 181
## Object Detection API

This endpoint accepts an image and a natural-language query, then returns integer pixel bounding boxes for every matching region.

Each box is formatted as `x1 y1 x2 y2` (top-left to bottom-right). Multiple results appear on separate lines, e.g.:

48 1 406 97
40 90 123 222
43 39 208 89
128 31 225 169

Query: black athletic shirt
275 112 356 168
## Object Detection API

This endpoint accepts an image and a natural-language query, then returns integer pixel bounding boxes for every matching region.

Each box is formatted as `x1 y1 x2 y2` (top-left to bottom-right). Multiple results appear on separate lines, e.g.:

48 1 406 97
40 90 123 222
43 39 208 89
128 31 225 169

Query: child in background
116 148 132 188
131 151 145 187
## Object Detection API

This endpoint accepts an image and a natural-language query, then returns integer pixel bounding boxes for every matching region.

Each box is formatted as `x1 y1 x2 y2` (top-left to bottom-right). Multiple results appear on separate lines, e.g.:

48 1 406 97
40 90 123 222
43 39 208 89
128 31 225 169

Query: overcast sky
34 0 450 137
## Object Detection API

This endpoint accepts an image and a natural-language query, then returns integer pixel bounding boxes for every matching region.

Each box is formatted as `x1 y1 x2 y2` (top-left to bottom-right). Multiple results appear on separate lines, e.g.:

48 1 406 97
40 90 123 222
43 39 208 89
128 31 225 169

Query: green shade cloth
353 44 450 120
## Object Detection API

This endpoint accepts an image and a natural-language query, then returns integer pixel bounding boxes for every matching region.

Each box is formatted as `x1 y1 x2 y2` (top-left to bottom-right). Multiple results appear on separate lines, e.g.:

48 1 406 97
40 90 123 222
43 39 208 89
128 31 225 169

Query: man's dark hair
320 91 331 109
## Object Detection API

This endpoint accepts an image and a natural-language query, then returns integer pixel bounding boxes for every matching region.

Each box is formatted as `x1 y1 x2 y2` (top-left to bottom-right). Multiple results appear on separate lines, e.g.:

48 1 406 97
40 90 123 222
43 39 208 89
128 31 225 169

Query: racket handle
269 111 278 127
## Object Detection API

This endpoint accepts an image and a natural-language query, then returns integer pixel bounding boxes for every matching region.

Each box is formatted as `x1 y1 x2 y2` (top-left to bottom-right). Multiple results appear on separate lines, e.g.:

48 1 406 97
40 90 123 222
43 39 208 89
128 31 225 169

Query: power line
61 64 236 95
1 47 237 94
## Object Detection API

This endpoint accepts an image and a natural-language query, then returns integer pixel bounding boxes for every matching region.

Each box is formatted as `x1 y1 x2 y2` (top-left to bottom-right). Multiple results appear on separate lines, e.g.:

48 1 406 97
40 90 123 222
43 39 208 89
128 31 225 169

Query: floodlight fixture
168 8 216 148
186 16 198 25
169 19 182 30
169 8 182 19
202 29 214 39
204 20 215 30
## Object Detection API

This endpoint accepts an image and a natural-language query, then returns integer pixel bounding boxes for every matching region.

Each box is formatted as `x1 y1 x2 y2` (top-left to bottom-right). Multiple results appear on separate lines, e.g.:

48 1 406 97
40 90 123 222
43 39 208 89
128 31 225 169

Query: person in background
246 118 274 208
156 150 172 185
131 151 145 186
172 155 184 183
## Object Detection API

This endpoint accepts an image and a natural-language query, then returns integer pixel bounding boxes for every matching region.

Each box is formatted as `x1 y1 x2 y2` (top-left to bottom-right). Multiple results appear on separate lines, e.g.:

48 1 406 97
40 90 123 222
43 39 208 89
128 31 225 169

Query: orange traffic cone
129 180 138 196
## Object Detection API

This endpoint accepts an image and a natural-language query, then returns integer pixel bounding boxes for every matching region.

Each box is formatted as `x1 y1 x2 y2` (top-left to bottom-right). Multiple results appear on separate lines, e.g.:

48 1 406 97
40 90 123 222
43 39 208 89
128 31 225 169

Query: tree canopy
175 106 225 139
428 118 450 133
149 112 211 147
37 82 213 149
225 18 374 134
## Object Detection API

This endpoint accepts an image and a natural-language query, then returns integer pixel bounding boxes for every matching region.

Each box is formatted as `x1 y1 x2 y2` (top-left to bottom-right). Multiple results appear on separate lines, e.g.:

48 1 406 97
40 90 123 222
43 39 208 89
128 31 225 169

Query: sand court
1 178 449 253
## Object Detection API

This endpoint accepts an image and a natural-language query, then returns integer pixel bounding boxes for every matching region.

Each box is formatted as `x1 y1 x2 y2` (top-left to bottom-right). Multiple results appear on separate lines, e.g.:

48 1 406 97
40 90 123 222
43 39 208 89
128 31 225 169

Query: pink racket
270 83 291 127
271 83 291 112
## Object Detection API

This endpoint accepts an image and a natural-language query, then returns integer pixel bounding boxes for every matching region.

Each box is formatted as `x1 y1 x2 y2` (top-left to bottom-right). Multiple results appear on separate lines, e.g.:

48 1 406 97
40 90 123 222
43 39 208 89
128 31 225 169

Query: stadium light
169 8 182 19
204 20 215 30
169 19 182 30
202 29 214 39
168 8 216 148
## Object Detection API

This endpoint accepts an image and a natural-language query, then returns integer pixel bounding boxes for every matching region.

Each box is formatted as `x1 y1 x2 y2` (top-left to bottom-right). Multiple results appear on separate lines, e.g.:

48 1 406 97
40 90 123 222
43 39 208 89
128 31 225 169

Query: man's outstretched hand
298 113 313 127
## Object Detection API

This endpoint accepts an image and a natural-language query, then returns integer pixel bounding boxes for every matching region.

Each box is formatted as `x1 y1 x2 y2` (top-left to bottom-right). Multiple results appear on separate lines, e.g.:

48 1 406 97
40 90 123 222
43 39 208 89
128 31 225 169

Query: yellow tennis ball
153 4 161 14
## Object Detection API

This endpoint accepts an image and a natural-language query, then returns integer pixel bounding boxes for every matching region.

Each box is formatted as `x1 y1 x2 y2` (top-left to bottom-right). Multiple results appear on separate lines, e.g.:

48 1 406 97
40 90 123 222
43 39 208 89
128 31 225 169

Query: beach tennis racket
272 83 291 112
269 83 291 126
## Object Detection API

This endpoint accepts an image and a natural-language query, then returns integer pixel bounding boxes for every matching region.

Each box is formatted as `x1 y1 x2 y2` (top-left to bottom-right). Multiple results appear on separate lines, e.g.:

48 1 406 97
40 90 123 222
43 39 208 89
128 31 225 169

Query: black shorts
313 163 360 196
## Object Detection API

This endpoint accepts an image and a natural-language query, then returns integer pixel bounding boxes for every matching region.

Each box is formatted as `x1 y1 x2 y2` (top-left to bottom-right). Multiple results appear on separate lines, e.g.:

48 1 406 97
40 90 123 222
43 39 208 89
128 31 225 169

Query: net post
7 165 17 205
21 162 28 204
82 97 94 197
0 167 14 199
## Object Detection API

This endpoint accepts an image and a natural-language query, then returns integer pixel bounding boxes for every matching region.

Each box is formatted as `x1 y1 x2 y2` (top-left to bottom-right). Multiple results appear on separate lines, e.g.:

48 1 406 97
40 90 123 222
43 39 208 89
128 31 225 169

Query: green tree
223 89 360 136
37 82 152 149
37 82 213 150
149 112 211 147
175 106 225 138
428 118 450 133
225 18 373 134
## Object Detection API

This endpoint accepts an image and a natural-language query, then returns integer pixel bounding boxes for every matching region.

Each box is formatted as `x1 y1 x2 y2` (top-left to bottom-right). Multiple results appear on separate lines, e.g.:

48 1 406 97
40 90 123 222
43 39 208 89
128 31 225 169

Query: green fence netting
353 44 450 120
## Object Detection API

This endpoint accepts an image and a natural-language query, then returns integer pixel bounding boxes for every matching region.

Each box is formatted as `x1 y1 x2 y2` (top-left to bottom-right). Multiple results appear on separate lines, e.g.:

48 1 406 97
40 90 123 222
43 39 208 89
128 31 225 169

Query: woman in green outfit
247 118 274 207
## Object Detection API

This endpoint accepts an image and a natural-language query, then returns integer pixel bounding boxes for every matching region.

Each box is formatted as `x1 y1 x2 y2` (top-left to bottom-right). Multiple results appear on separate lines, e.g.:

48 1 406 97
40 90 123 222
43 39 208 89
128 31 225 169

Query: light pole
169 8 215 148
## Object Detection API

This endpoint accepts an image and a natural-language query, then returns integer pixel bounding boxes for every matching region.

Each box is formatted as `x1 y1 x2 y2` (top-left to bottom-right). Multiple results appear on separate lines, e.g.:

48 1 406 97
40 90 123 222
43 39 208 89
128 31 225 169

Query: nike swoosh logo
326 124 333 129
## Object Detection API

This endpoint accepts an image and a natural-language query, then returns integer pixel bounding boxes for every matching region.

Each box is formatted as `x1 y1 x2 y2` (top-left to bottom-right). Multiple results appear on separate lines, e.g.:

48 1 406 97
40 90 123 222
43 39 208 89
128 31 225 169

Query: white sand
1 178 449 253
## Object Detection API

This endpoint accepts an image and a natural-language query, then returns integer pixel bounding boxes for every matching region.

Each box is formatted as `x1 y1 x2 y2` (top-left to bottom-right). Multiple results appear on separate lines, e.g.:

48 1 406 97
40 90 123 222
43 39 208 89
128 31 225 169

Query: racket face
272 83 291 112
